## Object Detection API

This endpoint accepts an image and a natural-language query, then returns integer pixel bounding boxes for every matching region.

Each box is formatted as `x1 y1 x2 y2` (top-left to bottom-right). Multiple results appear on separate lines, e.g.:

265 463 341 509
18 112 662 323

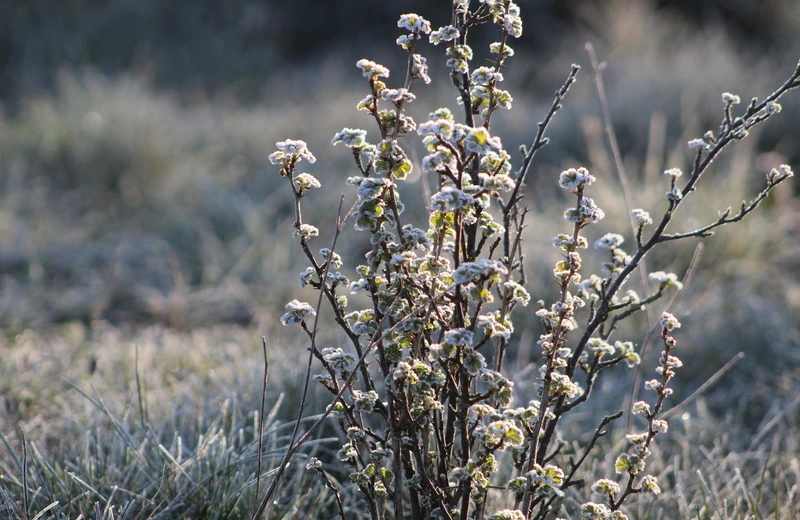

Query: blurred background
1 0 799 425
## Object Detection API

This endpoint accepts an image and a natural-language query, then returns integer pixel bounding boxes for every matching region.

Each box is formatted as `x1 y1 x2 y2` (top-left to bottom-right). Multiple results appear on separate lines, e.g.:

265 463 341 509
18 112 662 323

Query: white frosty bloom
768 163 794 182
722 92 741 105
687 138 710 151
431 187 475 212
659 311 681 331
294 224 319 240
631 401 651 416
280 300 316 325
663 167 683 178
452 259 508 284
631 208 652 226
479 172 515 192
356 59 390 79
471 66 504 85
594 233 624 250
292 173 321 193
587 338 615 357
446 44 473 72
648 271 683 290
269 139 316 165
666 187 682 201
489 41 514 58
379 88 416 103
396 34 415 48
477 311 514 339
652 419 669 433
564 197 605 223
580 502 612 519
411 53 431 84
298 266 316 288
417 118 454 138
504 280 531 306
591 479 621 496
486 510 525 520
558 167 595 189
464 126 502 155
397 13 431 33
322 347 355 375
430 25 459 45
504 10 523 38
766 101 782 114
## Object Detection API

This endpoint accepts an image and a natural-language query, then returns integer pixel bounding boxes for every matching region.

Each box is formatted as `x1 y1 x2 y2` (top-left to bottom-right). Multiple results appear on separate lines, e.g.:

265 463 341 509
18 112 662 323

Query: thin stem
253 337 269 512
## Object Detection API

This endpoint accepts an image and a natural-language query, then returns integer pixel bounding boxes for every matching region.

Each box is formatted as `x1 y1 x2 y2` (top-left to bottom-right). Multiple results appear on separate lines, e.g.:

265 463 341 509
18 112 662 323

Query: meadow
1 1 799 518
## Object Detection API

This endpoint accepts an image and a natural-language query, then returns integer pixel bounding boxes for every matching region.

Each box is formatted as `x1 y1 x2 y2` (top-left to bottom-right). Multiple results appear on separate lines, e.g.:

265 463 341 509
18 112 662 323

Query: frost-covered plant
255 2 799 519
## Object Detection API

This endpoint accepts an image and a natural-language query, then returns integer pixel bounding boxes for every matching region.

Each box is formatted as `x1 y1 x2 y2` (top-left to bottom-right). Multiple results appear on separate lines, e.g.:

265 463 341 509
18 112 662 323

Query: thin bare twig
661 351 744 422
626 242 704 433
586 42 654 331
253 195 347 520
253 336 270 512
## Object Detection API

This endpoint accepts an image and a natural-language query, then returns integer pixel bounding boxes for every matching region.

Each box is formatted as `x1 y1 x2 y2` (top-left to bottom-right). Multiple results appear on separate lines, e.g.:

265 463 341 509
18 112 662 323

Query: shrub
258 2 798 519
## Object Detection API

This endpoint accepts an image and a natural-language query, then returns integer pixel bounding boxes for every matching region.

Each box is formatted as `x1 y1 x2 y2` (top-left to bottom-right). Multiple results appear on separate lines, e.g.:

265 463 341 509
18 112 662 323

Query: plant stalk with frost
255 2 800 519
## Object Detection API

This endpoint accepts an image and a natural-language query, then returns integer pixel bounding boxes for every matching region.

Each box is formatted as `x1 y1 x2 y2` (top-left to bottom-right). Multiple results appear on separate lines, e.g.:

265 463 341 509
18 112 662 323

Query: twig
658 170 794 242
21 429 29 520
627 242 704 433
534 411 624 520
586 42 654 331
134 343 148 430
661 351 744 421
252 195 347 520
503 65 580 256
747 391 800 450
253 336 270 512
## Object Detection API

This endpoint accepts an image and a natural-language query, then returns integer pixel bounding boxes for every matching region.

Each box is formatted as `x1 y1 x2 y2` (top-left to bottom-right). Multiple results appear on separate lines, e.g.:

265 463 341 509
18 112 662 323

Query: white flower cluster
292 172 321 194
464 126 503 155
722 92 741 105
430 25 459 45
452 259 508 284
486 510 525 520
269 139 316 168
648 271 683 290
559 167 596 189
279 299 316 326
594 233 624 250
397 13 431 34
564 196 605 224
631 208 652 226
331 127 367 148
659 311 681 331
431 186 475 213
768 163 794 183
356 59 390 79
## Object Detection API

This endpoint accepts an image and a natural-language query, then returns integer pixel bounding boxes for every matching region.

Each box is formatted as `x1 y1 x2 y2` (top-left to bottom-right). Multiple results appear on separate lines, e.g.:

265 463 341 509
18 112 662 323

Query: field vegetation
1 1 799 518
